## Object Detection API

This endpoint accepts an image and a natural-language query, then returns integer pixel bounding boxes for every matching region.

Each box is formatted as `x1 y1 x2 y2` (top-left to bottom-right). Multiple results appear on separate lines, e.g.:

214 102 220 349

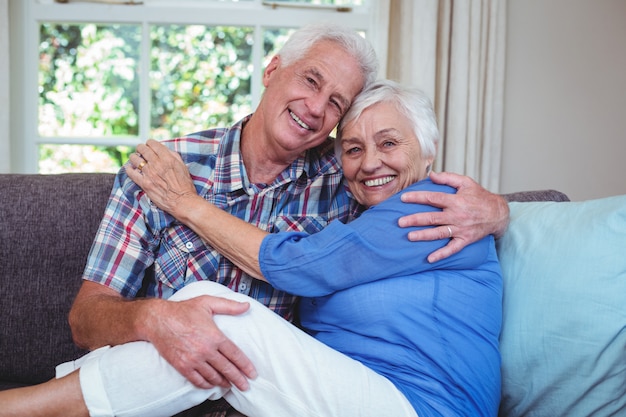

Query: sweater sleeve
260 180 492 297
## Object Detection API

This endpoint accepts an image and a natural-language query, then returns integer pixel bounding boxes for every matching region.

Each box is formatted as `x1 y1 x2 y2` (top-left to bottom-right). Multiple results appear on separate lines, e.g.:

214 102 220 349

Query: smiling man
67 22 380 405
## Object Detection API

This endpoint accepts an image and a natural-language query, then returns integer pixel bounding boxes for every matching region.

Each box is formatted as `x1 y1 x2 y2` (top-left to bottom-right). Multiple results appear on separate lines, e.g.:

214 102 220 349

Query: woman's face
340 101 433 207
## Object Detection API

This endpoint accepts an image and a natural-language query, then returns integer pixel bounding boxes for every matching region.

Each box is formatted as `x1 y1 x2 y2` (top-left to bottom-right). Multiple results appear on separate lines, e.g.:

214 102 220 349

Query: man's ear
262 55 281 87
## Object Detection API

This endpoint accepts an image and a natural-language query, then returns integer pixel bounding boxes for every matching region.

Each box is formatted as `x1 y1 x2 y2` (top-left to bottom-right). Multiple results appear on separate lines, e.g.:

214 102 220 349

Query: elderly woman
0 80 502 417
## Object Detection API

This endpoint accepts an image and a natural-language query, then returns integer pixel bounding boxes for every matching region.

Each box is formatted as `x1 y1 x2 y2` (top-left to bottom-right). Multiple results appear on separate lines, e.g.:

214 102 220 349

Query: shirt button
185 242 194 250
238 276 252 295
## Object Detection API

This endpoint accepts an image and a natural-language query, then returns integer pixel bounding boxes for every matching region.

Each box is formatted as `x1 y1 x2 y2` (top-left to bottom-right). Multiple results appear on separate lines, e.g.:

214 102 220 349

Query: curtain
0 0 9 173
386 0 506 192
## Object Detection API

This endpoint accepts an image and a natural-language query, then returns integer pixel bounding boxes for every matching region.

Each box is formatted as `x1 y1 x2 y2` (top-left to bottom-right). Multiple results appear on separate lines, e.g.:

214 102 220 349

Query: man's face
260 40 365 157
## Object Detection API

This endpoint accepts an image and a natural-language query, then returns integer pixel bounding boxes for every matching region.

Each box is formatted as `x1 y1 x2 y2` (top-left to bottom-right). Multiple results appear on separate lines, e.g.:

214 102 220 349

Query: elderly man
65 22 507 417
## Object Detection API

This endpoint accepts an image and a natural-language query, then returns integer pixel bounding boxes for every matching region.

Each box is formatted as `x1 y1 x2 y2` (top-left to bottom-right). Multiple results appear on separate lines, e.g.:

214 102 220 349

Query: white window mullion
24 6 41 173
138 19 151 145
251 23 264 109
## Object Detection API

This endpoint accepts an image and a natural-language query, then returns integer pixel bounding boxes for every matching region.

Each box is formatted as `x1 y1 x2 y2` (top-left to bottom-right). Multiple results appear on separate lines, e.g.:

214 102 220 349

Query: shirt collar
211 116 247 194
212 115 342 195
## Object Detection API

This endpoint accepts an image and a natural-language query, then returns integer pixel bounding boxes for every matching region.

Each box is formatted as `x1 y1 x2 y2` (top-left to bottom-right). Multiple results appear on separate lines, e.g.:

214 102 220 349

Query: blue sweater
260 179 502 416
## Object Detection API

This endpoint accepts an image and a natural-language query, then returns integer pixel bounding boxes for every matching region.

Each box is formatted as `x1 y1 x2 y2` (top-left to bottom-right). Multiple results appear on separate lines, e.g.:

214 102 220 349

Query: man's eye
330 99 342 113
345 147 361 155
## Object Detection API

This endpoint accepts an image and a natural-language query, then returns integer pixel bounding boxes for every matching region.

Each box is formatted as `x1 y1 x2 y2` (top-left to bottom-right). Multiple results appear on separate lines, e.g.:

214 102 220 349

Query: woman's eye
383 140 395 148
345 147 361 155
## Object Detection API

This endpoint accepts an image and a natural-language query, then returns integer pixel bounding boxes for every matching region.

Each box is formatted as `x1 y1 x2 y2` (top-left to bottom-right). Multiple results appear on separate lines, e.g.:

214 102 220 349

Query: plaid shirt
83 114 355 322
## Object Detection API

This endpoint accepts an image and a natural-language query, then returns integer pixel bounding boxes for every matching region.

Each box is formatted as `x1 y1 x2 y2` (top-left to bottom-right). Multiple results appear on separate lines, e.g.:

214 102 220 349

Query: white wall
501 0 626 201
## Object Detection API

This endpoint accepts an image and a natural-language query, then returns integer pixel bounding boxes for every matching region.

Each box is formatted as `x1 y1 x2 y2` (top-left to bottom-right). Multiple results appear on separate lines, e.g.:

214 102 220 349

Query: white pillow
497 195 626 417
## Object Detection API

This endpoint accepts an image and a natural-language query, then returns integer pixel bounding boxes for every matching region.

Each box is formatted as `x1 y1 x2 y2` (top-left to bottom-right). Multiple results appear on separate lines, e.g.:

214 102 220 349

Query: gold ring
447 226 452 238
137 161 147 171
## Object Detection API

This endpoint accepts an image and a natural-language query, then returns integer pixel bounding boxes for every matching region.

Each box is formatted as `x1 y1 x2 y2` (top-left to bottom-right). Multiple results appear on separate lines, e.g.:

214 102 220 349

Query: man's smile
289 110 312 130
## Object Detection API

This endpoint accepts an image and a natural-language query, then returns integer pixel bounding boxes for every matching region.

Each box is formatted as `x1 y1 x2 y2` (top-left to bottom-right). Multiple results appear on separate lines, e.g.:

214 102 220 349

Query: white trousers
58 281 418 417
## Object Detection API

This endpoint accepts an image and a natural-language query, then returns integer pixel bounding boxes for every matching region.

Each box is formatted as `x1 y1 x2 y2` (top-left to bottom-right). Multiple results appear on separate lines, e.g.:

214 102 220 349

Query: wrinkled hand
398 171 510 263
126 139 198 216
145 295 257 390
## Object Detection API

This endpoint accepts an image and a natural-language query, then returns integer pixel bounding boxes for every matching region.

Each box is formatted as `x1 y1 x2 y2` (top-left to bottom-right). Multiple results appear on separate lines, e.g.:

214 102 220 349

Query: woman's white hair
336 79 439 162
277 22 379 90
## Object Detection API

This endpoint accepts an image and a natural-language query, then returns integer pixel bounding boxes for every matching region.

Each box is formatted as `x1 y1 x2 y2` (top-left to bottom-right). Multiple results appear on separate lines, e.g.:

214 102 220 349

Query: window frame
9 0 389 173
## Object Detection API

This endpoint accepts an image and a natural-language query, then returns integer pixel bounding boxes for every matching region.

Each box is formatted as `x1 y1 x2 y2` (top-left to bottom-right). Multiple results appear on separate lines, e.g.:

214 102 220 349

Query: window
9 0 386 173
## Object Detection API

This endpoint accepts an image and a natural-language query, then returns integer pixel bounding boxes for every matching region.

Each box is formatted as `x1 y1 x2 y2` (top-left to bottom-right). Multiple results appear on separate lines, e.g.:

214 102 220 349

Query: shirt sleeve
260 181 492 297
81 169 168 297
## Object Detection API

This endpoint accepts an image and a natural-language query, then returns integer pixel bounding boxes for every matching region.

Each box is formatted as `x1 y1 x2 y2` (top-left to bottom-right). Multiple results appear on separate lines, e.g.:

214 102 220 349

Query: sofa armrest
501 189 570 203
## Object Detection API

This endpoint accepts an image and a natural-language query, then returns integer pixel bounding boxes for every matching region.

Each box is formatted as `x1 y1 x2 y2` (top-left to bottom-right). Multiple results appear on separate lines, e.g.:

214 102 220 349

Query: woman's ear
425 156 435 176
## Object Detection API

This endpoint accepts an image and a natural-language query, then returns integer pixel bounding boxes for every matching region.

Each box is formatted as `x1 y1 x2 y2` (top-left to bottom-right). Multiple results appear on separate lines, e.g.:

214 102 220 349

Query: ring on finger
137 160 147 171
446 226 452 239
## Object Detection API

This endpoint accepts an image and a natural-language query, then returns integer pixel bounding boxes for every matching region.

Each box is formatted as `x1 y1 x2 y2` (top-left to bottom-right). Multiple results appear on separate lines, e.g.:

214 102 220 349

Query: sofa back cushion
0 173 115 387
497 194 626 416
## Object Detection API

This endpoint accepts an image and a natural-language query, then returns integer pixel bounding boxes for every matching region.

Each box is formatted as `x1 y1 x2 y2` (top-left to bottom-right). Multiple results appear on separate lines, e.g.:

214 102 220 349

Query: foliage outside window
38 23 294 173
13 0 377 173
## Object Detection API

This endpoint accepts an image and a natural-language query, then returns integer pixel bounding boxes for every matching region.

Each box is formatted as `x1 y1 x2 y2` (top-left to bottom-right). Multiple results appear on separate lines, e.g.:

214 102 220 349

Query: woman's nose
360 149 382 172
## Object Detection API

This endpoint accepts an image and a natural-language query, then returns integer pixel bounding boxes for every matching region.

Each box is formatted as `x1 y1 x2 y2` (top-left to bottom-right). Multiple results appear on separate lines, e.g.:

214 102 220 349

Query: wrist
493 196 510 239
172 193 205 224
134 297 167 343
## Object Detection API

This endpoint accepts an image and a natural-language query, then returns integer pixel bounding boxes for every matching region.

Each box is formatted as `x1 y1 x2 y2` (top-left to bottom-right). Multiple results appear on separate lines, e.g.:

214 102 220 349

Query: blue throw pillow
497 195 626 417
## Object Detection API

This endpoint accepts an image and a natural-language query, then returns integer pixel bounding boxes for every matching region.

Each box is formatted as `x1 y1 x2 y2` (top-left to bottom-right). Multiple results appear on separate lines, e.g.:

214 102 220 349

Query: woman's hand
127 139 267 280
126 139 199 217
398 171 510 263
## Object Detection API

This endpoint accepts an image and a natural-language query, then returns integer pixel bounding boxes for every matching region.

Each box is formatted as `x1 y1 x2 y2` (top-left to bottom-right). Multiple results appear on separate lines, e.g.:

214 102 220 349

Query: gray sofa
2 173 624 416
0 173 112 390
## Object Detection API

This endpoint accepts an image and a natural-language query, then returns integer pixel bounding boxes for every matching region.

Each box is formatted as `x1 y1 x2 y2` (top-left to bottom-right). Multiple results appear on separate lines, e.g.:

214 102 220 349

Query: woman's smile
362 175 396 187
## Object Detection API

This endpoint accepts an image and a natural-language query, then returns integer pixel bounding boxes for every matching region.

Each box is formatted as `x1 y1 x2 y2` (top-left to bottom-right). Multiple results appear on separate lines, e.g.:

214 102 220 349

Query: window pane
39 23 141 138
150 25 254 139
38 144 133 174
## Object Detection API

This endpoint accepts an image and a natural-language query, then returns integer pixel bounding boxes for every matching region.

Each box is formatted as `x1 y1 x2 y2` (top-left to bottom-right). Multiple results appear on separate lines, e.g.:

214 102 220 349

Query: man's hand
70 282 257 390
126 139 198 217
398 171 510 263
141 295 257 390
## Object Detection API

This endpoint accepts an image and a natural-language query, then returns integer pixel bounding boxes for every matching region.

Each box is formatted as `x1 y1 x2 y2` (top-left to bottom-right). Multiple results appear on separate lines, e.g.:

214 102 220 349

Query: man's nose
306 93 327 117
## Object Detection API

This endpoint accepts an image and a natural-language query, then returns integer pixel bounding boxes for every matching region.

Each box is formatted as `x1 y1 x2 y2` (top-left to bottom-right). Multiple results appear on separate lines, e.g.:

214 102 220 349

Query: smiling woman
339 102 433 207
337 81 437 207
